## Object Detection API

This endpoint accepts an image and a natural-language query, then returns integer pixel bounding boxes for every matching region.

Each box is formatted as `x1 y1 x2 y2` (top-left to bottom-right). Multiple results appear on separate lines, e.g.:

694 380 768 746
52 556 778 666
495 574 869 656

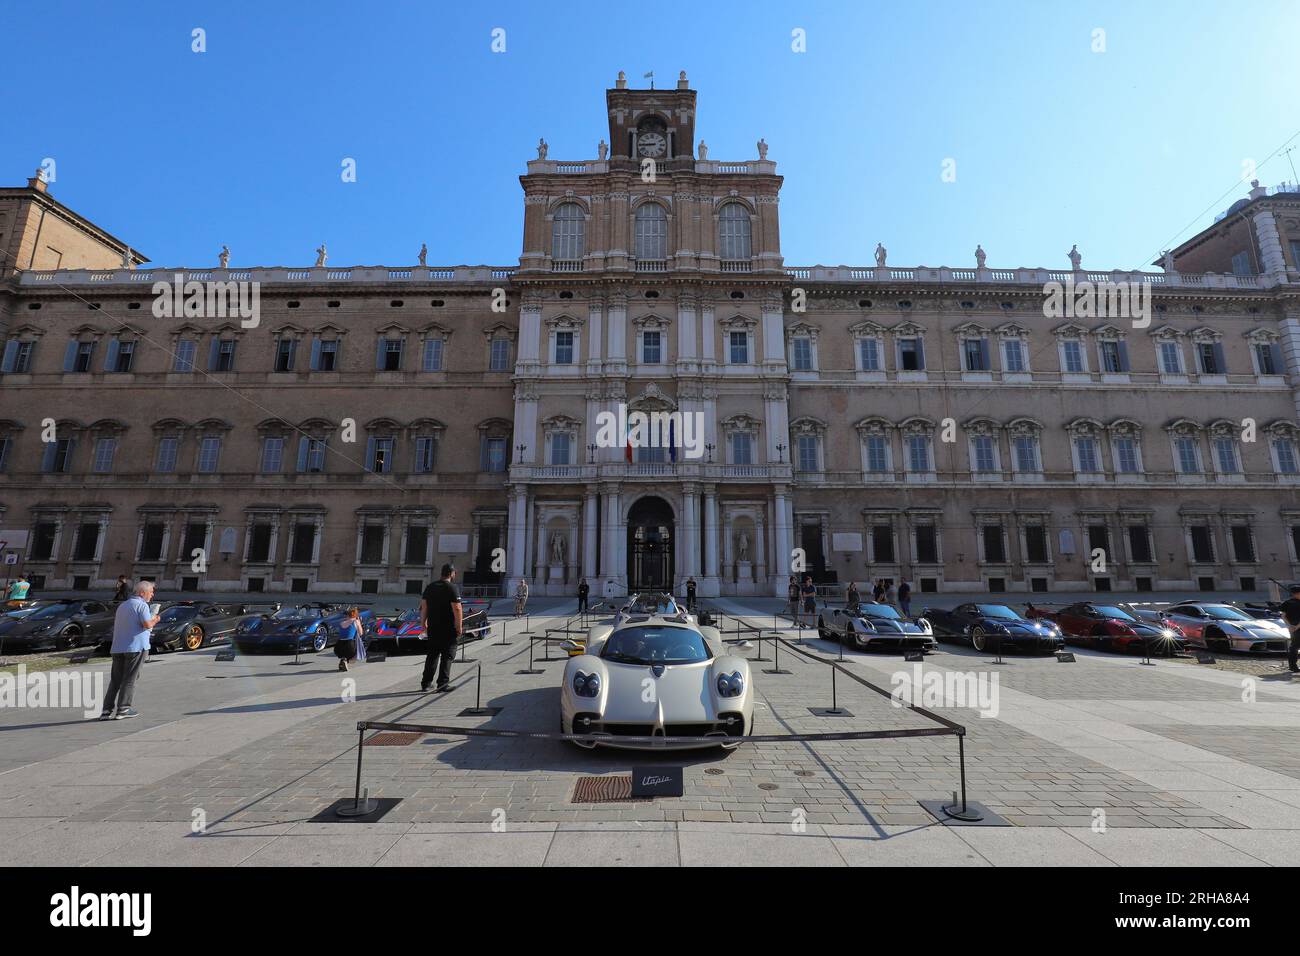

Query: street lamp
775 442 786 464
704 443 715 463
587 442 598 464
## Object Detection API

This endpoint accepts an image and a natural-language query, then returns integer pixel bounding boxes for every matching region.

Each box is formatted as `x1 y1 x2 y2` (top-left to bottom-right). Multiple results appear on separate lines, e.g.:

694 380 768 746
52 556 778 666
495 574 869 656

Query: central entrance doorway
627 495 675 592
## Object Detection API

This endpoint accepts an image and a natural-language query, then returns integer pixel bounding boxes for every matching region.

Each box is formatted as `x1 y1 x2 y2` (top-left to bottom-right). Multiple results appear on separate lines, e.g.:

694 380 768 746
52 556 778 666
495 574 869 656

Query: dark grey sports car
922 603 1065 653
0 599 117 652
146 601 281 652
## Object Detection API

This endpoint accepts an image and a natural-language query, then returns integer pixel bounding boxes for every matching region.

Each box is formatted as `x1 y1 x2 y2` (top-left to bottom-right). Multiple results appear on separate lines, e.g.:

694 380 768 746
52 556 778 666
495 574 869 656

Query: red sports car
370 600 491 652
1024 602 1186 655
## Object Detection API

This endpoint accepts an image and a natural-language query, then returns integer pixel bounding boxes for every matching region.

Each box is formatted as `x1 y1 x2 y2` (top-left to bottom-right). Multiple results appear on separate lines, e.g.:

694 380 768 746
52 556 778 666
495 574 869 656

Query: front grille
718 712 746 736
603 723 656 736
665 723 714 737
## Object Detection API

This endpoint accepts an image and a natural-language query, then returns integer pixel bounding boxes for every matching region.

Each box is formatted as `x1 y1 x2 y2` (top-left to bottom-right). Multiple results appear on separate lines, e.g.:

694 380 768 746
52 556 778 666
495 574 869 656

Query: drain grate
367 731 423 746
571 774 648 803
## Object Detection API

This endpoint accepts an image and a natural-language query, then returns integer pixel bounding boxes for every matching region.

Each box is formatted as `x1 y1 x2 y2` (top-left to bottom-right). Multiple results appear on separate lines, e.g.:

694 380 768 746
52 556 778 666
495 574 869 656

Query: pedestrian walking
685 576 697 612
846 581 861 610
112 575 129 603
898 580 912 618
97 580 161 720
800 575 817 627
577 577 590 613
513 578 530 617
786 576 799 619
421 565 462 692
1281 583 1300 674
873 579 885 603
335 607 366 672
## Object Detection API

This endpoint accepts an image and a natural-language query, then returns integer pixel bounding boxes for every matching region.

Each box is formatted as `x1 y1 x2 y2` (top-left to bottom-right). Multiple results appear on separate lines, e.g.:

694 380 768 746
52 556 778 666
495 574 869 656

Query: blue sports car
231 603 377 654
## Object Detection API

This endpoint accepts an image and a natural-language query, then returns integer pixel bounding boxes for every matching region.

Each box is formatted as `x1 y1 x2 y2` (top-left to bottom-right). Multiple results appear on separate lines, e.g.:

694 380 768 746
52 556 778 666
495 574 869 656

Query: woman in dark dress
335 607 367 671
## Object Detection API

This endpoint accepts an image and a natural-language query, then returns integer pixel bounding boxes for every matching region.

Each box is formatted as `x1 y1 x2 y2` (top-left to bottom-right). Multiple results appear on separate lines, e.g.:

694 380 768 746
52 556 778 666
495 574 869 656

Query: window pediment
1189 326 1223 344
789 416 826 435
1148 324 1185 341
721 414 760 434
854 417 893 436
631 313 672 331
786 322 820 342
1051 322 1088 338
719 315 757 333
848 320 886 336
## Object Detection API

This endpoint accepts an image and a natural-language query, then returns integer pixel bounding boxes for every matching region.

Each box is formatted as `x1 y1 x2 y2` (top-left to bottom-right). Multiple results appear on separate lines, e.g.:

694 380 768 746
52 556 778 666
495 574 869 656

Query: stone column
508 488 528 580
703 487 720 595
774 487 792 583
583 491 598 580
682 484 700 579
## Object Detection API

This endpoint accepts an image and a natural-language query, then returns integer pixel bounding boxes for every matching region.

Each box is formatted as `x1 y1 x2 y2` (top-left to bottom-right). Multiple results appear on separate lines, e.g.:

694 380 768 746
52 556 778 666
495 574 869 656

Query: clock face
637 132 667 157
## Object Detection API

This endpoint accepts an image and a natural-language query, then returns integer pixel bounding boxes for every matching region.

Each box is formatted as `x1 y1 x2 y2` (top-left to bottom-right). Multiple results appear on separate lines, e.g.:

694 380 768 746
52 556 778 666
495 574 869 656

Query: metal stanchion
335 725 377 817
940 734 984 822
459 660 503 716
1140 632 1155 666
283 634 310 666
763 633 791 675
517 634 544 675
752 627 770 662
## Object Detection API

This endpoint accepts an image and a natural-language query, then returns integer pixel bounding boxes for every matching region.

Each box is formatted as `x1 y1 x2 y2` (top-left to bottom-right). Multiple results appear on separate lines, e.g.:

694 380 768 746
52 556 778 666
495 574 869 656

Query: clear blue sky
8 0 1299 271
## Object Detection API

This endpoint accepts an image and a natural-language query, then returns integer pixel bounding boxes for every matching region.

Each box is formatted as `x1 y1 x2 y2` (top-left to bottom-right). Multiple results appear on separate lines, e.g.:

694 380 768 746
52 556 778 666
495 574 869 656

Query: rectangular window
898 337 924 371
962 338 988 371
915 526 939 564
369 437 395 473
44 438 74 473
550 432 571 466
0 437 10 473
484 437 506 473
1190 525 1215 563
298 437 326 473
290 522 316 563
982 526 1006 563
907 435 930 472
729 331 749 364
261 437 284 473
211 339 237 372
274 338 296 372
642 331 662 364
871 525 894 563
1062 340 1084 373
313 339 339 371
1128 524 1153 563
181 522 207 558
792 337 812 370
1176 437 1201 474
1003 339 1025 372
73 523 100 562
971 435 996 472
91 438 115 474
489 338 510 371
1013 436 1039 472
404 526 428 565
107 339 135 373
1075 438 1099 473
1255 343 1277 375
360 526 385 565
1197 342 1222 374
1231 251 1252 276
248 524 273 563
414 437 435 474
554 331 574 365
156 437 179 474
72 341 95 373
174 339 197 372
1214 437 1240 473
1231 525 1255 562
31 522 57 561
2 340 34 373
422 338 444 372
731 433 753 466
865 436 889 473
797 434 819 472
197 437 221 473
1099 340 1124 373
1159 342 1182 374
1087 524 1110 558
858 338 880 371
379 338 404 371
1114 437 1139 474
1276 439 1299 474
139 522 166 562
1024 526 1048 563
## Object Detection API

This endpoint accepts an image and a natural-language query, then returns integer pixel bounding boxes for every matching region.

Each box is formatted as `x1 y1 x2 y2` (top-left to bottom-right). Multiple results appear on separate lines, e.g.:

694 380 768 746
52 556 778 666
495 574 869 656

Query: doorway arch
626 495 675 592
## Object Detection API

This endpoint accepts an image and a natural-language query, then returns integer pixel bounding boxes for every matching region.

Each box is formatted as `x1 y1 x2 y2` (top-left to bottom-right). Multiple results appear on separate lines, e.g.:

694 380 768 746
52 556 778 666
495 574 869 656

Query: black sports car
922 603 1065 653
145 601 281 652
0 599 117 652
231 603 378 654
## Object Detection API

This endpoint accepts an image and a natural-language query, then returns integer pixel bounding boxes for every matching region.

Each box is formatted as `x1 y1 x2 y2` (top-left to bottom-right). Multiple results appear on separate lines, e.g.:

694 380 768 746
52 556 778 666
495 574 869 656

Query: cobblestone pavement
5 600 1300 866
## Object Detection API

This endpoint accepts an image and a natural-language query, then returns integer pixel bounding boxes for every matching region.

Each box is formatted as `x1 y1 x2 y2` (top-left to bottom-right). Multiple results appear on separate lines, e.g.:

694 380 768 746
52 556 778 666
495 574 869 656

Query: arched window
718 203 751 262
551 203 585 263
634 203 667 262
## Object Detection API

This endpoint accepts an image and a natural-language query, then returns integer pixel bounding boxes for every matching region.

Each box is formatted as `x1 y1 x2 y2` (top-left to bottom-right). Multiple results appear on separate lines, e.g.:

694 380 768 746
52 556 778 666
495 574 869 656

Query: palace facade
4 74 1300 598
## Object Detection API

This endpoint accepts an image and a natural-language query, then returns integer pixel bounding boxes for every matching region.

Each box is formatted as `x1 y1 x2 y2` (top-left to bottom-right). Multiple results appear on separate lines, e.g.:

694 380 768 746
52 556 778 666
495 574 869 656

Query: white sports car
817 603 937 653
560 607 753 750
1163 603 1290 654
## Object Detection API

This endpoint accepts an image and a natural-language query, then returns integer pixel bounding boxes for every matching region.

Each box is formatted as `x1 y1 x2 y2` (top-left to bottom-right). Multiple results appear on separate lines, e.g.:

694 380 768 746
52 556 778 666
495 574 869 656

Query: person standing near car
685 576 697 612
97 580 161 720
898 580 912 618
786 576 799 619
1281 584 1300 674
335 607 366 672
111 575 129 603
577 577 589 614
846 581 861 611
800 575 817 627
6 573 29 602
421 565 462 692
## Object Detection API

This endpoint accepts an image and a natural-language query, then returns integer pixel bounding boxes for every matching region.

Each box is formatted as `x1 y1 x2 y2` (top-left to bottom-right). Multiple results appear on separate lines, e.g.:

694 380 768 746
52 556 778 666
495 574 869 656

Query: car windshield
974 605 1021 620
1204 606 1252 621
159 606 200 623
859 604 902 620
601 625 710 665
27 603 75 619
1092 606 1135 621
629 594 678 616
270 607 314 620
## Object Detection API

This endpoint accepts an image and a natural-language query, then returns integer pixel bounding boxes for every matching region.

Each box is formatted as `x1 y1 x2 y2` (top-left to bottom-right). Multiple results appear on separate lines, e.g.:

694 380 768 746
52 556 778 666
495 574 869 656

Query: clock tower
606 70 697 160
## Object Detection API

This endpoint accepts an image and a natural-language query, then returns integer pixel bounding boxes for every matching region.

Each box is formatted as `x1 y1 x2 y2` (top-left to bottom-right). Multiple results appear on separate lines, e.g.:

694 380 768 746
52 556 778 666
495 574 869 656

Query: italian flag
625 415 634 463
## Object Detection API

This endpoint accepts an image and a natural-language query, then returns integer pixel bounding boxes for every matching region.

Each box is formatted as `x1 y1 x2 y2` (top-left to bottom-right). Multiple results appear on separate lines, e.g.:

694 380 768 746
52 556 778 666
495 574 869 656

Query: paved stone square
2 598 1299 865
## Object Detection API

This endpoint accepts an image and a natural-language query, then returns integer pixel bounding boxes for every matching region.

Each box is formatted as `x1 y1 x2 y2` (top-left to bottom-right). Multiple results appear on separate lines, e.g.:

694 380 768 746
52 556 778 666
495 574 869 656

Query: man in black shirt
1281 584 1300 673
577 578 589 614
685 576 697 612
419 564 462 692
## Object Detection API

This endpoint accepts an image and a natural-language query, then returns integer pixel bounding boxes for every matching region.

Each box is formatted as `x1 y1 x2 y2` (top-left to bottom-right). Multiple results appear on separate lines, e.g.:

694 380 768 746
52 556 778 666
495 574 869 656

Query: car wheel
183 626 205 652
57 627 81 651
312 627 330 653
1204 628 1225 653
817 616 830 640
971 627 987 652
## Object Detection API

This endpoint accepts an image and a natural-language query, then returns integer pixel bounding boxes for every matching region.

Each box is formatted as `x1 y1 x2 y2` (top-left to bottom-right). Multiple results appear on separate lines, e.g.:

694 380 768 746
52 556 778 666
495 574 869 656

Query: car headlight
1161 629 1176 639
573 670 600 698
717 671 744 698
